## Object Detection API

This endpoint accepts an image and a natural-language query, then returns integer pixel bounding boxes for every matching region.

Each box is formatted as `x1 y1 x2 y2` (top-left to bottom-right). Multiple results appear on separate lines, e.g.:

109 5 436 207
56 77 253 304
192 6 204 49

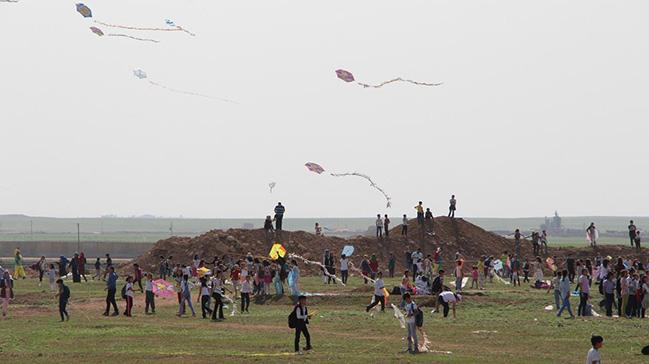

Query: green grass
0 275 645 363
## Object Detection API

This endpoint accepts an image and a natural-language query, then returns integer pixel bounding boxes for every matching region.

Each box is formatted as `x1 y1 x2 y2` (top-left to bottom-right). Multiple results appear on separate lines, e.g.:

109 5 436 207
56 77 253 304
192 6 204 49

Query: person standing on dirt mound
628 220 637 247
274 202 285 231
448 195 456 218
415 202 425 236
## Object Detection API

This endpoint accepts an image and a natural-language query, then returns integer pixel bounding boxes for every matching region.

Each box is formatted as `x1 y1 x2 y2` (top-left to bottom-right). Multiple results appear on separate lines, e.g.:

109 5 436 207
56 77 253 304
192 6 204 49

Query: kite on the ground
152 279 175 297
336 69 442 89
89 26 159 43
305 162 325 174
269 243 287 260
132 69 236 103
330 172 392 208
268 182 276 193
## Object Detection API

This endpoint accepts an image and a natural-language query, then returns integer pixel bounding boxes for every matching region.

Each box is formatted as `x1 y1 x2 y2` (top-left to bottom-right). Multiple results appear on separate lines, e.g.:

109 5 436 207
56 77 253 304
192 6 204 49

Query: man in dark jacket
274 202 285 231
56 279 70 321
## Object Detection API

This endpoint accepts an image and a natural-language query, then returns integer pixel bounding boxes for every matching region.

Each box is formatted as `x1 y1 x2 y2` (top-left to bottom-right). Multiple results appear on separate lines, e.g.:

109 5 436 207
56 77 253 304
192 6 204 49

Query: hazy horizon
2 0 648 218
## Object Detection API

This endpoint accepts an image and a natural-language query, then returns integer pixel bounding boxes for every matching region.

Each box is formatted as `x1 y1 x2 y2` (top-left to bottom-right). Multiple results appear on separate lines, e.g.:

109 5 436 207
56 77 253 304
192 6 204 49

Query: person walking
178 275 196 317
403 293 419 354
210 273 225 320
1 271 14 318
586 335 603 364
103 266 119 316
78 252 88 282
388 254 396 278
241 275 252 313
93 257 101 280
556 269 575 318
340 254 349 284
424 208 434 235
401 214 408 238
37 256 47 286
448 195 456 218
133 263 144 293
199 277 212 319
56 278 70 322
365 272 386 312
577 268 590 316
274 202 285 231
13 249 26 280
292 295 312 353
124 276 134 317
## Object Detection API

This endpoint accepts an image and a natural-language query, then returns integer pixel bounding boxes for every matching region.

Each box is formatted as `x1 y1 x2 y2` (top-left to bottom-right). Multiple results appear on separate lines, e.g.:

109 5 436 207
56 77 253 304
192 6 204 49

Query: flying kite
330 172 392 208
304 162 325 174
335 69 442 89
342 245 354 257
89 26 159 43
268 182 276 193
133 69 236 103
76 3 92 17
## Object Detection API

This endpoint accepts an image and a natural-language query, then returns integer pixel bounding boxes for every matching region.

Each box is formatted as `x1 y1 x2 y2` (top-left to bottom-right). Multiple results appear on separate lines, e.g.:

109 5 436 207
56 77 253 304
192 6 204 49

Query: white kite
268 182 276 193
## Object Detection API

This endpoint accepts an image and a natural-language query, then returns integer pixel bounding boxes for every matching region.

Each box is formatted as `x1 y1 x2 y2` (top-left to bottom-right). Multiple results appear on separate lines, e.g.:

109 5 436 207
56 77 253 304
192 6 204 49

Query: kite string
94 20 195 36
357 78 443 88
288 253 346 286
108 34 159 43
347 262 375 284
147 80 238 104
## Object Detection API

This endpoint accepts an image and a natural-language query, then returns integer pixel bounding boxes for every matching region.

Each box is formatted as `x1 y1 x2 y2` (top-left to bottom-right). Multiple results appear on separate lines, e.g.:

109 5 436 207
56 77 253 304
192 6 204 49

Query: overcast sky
1 0 648 218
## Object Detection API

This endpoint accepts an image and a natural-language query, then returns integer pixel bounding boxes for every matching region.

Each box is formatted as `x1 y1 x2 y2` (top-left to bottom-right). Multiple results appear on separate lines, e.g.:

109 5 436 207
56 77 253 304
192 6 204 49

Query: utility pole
77 223 81 252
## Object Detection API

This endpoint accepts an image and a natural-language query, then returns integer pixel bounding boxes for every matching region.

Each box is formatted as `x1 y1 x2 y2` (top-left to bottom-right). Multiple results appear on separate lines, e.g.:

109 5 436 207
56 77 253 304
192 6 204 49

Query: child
124 276 134 317
210 273 224 320
470 266 479 289
292 295 312 353
47 264 58 292
145 273 155 314
241 275 252 313
56 279 70 321
403 293 418 353
199 277 212 319
586 335 603 364
133 264 144 293
230 264 241 297
93 258 101 280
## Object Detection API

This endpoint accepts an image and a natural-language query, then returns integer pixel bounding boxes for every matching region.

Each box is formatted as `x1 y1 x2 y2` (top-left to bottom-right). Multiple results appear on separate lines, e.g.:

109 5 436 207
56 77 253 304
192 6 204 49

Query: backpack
121 284 127 299
415 308 424 327
288 306 298 329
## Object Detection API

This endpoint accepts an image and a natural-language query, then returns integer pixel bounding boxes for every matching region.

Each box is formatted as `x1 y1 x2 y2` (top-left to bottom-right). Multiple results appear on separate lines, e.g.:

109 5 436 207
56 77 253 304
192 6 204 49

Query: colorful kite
269 243 287 260
335 69 442 89
330 172 392 208
304 162 325 174
89 26 159 43
152 279 175 297
132 69 236 103
197 267 211 277
268 182 276 193
76 3 92 17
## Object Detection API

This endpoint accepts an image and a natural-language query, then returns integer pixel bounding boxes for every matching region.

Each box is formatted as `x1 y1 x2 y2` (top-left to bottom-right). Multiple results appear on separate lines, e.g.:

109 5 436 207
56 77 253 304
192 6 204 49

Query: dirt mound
133 217 535 273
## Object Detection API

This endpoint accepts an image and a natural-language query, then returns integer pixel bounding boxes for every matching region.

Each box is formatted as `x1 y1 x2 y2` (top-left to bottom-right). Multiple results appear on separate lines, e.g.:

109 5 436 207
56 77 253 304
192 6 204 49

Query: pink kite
335 68 442 88
89 26 104 36
152 279 175 298
305 162 325 174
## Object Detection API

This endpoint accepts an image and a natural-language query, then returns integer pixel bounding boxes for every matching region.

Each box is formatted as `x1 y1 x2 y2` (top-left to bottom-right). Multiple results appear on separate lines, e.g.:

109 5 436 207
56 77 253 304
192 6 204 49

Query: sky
1 0 648 218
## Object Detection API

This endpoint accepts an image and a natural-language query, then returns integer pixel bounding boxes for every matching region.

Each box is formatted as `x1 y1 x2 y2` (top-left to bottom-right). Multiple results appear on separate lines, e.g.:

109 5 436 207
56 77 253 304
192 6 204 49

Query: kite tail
357 78 442 88
417 328 431 352
390 303 406 328
288 253 346 286
330 172 392 208
108 33 159 43
347 262 375 284
94 21 195 36
147 80 237 104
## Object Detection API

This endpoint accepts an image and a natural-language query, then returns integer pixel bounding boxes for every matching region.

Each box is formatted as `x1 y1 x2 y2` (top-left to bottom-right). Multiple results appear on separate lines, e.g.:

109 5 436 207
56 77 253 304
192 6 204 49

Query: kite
132 69 236 103
289 253 345 286
330 172 392 208
335 69 442 89
342 245 354 257
268 182 276 193
268 243 287 261
417 329 432 353
197 267 211 277
152 279 175 298
76 3 92 17
304 162 325 174
89 26 159 43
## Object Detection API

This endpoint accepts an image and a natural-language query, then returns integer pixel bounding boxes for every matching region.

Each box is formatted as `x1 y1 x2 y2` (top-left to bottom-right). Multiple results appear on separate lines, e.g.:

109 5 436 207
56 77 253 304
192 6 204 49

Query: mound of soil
132 216 648 274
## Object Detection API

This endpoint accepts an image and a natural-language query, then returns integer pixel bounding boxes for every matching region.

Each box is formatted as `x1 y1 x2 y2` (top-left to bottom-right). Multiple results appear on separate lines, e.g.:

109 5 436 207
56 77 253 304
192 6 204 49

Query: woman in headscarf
1 270 14 318
13 249 25 280
369 255 379 280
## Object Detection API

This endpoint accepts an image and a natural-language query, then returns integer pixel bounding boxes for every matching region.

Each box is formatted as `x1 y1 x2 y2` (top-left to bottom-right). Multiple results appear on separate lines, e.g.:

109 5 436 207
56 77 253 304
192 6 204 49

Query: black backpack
121 284 127 299
415 308 424 327
288 306 298 328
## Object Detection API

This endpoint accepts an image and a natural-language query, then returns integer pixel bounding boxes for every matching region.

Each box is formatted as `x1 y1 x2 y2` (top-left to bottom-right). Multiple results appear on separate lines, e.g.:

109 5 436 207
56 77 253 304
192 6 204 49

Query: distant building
541 211 562 233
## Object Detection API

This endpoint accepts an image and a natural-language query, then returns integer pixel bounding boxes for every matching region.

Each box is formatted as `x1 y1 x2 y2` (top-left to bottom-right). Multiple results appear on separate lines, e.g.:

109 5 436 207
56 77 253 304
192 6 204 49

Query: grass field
0 275 647 363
